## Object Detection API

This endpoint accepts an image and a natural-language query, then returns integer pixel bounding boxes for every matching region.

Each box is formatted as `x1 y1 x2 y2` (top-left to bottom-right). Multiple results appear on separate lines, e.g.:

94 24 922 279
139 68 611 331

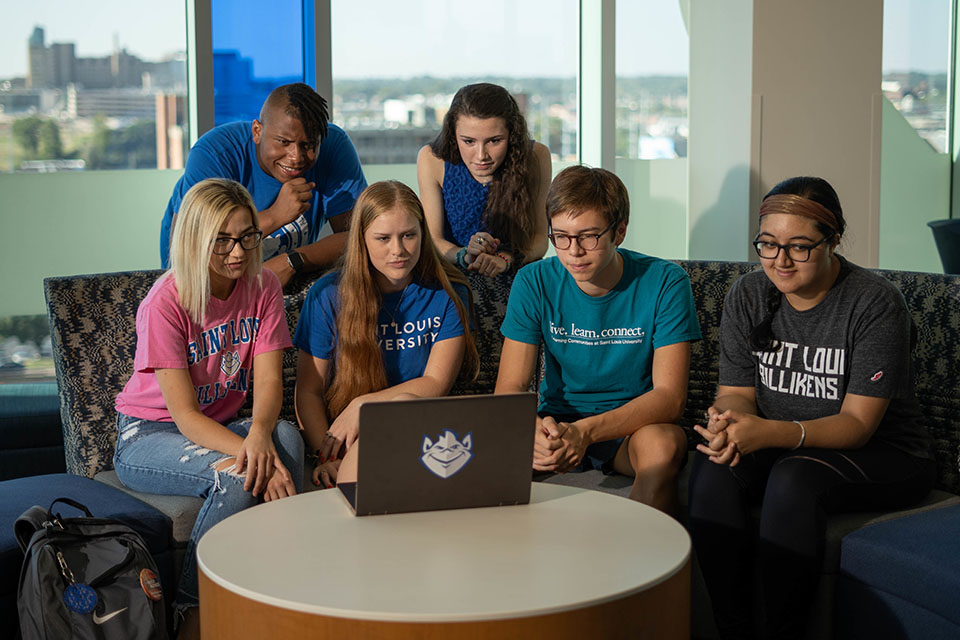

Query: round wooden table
197 483 690 639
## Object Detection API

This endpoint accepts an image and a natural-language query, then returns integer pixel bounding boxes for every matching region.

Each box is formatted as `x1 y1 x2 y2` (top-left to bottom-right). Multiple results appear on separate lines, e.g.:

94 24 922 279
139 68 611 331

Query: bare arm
494 337 540 395
155 367 245 456
711 385 759 417
257 178 316 235
294 350 333 455
263 211 351 286
496 338 565 470
522 142 552 263
156 347 290 496
418 145 460 262
700 385 890 463
319 335 466 460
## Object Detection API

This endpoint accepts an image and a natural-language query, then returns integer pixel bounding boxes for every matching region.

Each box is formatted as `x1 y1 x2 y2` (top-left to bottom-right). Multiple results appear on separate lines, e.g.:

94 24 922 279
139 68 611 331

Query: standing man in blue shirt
160 83 367 285
496 166 701 515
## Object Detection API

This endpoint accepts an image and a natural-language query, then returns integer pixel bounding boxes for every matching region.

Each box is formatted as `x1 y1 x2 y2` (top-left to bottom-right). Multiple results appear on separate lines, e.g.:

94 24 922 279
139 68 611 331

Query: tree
85 116 112 170
84 117 157 169
12 116 42 157
12 116 65 160
37 119 63 159
0 315 50 344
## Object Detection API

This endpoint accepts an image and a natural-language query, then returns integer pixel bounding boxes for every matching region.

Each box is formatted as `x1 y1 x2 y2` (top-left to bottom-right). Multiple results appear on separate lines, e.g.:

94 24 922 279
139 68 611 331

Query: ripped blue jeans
113 412 304 608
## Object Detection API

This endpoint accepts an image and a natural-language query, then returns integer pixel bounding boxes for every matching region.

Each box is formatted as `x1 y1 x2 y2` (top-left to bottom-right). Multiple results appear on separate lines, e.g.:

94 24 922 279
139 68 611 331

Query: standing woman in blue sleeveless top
417 83 552 278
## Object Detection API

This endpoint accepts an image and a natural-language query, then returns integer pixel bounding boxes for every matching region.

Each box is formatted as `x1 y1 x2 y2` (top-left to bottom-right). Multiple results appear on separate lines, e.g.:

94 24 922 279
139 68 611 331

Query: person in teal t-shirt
497 166 701 515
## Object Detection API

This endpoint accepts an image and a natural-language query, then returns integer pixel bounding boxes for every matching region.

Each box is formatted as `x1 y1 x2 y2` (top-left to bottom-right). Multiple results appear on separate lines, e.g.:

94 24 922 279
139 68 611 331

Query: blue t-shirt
293 272 467 386
501 249 702 416
160 121 367 267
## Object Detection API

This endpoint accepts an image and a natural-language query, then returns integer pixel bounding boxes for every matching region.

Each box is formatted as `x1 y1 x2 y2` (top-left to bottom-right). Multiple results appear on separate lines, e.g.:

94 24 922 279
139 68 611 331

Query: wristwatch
286 250 306 274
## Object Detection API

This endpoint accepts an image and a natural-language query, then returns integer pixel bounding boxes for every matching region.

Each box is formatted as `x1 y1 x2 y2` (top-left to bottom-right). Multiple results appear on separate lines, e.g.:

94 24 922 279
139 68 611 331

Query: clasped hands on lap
533 415 589 473
695 401 785 468
694 406 745 467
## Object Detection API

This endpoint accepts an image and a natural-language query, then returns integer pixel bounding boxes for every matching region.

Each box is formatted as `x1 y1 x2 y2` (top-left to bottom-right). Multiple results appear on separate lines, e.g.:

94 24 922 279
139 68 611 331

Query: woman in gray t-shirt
687 176 935 640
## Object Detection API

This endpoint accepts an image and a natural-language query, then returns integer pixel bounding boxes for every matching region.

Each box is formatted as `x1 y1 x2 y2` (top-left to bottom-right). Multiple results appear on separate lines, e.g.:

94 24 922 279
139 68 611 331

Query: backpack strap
49 497 94 520
14 505 52 553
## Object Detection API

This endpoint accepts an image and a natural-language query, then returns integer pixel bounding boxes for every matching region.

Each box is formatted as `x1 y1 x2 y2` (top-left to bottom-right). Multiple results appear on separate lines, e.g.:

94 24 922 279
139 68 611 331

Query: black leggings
687 442 935 640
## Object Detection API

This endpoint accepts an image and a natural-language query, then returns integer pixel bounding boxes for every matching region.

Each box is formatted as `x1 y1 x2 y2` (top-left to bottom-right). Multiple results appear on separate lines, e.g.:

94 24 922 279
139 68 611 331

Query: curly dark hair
430 83 538 253
262 83 329 145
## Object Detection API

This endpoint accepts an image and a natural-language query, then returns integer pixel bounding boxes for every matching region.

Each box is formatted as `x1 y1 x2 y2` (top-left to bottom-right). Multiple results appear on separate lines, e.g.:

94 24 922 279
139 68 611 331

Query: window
0 1 189 173
211 0 307 125
1 1 189 384
330 0 579 165
615 0 689 159
882 0 951 152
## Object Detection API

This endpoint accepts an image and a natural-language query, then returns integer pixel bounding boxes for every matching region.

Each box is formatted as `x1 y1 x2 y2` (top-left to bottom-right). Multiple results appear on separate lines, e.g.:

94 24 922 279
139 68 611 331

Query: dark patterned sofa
42 261 960 639
537 261 960 640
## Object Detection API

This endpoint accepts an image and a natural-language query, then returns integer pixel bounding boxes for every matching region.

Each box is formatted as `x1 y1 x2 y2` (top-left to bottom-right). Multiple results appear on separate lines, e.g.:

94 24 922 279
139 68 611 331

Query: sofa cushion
840 503 960 626
95 470 202 547
537 469 633 496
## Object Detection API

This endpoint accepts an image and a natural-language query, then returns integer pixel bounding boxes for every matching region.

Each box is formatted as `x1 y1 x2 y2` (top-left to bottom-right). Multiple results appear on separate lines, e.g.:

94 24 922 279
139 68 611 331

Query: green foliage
0 315 50 344
12 116 42 157
37 119 63 158
11 116 64 160
84 117 157 169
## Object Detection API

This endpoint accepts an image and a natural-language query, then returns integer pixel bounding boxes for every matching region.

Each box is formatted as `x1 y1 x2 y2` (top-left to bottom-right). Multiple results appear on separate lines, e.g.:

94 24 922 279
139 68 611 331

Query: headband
758 194 839 233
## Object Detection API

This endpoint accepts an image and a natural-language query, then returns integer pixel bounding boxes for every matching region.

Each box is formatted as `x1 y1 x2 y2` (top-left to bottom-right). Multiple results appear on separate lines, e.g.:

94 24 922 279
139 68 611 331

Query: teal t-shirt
501 249 701 416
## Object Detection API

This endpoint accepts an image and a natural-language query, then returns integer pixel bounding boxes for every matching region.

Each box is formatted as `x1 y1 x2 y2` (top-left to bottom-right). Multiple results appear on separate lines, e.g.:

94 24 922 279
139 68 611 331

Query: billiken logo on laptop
420 429 473 479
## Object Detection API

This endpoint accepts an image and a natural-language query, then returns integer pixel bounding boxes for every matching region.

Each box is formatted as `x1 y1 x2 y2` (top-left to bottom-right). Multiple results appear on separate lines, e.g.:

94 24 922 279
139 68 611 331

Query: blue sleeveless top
441 161 490 247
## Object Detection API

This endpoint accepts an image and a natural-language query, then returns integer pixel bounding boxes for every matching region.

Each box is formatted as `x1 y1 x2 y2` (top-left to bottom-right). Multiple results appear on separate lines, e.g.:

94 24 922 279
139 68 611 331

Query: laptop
337 393 537 516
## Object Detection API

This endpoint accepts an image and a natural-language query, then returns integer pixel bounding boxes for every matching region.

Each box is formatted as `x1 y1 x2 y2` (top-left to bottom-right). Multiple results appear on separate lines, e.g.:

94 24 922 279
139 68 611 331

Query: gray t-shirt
719 257 932 459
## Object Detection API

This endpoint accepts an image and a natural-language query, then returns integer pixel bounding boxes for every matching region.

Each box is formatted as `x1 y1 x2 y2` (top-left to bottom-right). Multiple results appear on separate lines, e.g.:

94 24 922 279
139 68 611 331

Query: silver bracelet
791 420 806 450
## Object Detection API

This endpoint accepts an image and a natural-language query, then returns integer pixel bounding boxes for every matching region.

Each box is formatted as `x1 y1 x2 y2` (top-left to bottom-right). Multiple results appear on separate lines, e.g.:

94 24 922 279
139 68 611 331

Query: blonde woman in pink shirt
114 178 303 639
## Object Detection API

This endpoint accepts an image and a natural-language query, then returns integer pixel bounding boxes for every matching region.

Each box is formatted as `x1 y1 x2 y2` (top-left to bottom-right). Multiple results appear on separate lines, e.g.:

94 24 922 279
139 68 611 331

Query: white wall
751 0 883 267
687 0 754 261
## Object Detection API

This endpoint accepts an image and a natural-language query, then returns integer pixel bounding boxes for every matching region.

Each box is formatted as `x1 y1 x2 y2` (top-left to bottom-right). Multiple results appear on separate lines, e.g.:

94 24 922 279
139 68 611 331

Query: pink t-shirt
115 271 292 423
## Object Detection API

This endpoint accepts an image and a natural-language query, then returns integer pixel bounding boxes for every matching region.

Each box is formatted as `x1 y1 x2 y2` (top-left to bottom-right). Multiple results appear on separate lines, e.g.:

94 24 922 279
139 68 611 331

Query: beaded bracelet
455 247 469 269
496 251 513 267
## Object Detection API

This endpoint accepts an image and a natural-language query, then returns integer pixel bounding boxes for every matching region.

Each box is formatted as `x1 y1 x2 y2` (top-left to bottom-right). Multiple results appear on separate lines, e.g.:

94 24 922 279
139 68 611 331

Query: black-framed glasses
213 231 263 255
753 232 834 263
548 221 617 251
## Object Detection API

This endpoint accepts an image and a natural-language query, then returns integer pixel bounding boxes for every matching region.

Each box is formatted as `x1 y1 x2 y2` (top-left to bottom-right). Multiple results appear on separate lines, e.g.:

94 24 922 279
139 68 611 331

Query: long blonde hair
325 181 478 419
169 178 261 324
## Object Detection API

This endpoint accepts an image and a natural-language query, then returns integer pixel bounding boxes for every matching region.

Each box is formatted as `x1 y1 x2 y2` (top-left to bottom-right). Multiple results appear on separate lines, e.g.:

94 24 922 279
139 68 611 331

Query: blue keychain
63 583 98 614
57 551 98 614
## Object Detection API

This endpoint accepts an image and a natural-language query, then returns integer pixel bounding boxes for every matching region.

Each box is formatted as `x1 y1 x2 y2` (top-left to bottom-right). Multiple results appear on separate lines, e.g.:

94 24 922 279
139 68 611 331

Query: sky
1 0 188 78
0 0 949 81
882 0 951 73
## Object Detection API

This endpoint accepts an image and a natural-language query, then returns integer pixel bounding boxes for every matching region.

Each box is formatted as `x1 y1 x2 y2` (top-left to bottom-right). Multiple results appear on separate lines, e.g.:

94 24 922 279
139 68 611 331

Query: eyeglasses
753 233 834 263
213 231 263 255
548 222 617 251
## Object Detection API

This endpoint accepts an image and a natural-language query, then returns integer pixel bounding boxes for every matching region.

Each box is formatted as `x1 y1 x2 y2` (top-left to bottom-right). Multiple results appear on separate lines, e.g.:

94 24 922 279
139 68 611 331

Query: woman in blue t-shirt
688 176 935 640
294 181 477 487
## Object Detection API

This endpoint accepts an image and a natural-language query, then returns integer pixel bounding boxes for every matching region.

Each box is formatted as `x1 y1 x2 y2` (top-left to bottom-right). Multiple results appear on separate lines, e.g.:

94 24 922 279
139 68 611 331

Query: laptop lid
340 393 536 516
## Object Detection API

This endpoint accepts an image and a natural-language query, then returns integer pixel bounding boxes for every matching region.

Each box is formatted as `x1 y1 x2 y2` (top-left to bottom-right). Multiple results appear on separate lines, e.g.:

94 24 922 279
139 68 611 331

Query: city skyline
3 0 950 82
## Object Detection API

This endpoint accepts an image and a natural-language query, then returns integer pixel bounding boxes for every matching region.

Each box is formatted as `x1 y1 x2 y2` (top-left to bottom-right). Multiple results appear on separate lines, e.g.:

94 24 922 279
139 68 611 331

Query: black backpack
15 498 168 640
